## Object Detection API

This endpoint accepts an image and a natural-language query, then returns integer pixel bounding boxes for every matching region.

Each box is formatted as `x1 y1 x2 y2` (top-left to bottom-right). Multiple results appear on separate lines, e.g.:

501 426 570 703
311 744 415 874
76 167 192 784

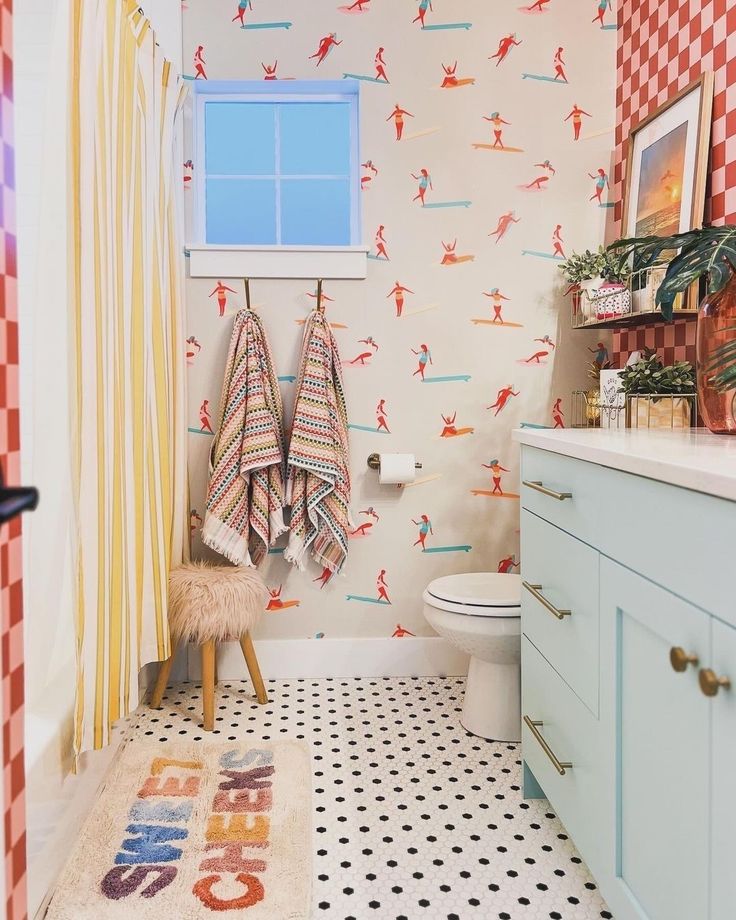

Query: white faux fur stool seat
150 561 270 730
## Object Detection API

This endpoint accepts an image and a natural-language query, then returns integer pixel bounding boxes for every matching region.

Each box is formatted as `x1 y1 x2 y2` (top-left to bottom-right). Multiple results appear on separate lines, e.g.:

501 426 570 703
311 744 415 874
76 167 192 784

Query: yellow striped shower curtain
69 0 188 754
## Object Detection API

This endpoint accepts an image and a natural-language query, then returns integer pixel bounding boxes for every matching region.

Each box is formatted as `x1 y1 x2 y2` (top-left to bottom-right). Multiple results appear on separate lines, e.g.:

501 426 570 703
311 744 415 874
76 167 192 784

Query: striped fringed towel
202 309 287 566
284 310 351 575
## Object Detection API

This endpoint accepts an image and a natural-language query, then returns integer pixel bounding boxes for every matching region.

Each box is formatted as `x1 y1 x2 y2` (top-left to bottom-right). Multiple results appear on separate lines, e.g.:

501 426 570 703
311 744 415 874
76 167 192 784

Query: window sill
186 244 368 280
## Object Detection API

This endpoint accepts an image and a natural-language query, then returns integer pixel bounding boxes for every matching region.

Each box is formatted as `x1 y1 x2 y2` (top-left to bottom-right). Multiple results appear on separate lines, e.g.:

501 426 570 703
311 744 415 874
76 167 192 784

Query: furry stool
150 561 270 730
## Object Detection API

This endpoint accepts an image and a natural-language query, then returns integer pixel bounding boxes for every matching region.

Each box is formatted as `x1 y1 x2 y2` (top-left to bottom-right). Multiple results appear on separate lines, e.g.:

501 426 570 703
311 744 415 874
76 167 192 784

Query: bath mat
45 739 311 919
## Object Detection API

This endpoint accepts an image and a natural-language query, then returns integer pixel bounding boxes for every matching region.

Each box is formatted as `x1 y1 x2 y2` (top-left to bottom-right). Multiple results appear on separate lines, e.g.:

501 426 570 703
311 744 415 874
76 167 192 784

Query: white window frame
187 79 367 280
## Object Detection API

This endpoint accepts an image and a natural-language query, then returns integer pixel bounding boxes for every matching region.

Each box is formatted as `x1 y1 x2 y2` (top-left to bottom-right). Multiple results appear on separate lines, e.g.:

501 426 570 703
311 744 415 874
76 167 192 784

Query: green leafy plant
559 245 629 286
619 349 696 396
608 225 736 320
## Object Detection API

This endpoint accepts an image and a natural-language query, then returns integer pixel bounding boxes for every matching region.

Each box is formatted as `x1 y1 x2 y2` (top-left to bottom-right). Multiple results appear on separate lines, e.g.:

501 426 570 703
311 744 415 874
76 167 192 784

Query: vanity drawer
521 510 599 715
520 447 602 546
522 635 604 880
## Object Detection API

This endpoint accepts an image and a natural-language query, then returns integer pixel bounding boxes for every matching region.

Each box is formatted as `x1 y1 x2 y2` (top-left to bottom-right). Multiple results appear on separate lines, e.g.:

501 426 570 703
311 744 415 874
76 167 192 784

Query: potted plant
619 349 696 429
559 246 630 322
608 226 736 433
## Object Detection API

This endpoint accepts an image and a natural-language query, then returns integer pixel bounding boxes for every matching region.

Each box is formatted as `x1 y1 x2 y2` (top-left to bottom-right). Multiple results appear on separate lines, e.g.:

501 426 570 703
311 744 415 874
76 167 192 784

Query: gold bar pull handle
522 480 572 501
523 581 571 620
523 716 572 776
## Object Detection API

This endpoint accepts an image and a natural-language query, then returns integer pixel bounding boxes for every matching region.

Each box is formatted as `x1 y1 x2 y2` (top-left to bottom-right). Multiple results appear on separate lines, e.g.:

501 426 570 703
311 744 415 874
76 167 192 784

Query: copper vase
696 272 736 434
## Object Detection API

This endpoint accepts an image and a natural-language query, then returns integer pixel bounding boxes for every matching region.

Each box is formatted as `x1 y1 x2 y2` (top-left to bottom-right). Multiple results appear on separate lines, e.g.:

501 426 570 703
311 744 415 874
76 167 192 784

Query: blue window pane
206 178 277 244
205 103 275 175
280 104 351 176
281 179 351 245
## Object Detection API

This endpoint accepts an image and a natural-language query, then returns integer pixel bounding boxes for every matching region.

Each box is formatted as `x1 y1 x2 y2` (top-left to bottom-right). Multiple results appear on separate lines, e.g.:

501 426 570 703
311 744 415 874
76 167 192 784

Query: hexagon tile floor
130 677 613 920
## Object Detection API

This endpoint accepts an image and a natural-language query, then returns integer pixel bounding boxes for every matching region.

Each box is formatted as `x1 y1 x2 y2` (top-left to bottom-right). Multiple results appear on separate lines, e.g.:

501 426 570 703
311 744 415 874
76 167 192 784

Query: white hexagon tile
131 678 613 920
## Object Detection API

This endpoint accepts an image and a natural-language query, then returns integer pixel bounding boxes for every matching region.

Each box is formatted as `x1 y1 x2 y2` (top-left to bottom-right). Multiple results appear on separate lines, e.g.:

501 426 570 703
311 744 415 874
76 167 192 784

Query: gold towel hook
316 279 325 314
244 278 251 310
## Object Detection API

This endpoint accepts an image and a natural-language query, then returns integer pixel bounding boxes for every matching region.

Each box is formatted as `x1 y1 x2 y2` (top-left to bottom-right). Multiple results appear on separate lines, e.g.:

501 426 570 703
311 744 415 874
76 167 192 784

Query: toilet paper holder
367 453 422 471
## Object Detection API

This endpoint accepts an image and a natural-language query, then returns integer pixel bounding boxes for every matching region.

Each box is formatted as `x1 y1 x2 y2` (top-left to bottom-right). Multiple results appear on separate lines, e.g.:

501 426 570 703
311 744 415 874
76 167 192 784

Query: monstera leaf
608 226 736 320
703 326 736 393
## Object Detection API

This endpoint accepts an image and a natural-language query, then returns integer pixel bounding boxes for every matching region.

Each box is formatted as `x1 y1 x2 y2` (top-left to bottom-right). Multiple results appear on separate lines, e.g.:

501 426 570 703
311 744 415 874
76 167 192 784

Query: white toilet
422 572 521 742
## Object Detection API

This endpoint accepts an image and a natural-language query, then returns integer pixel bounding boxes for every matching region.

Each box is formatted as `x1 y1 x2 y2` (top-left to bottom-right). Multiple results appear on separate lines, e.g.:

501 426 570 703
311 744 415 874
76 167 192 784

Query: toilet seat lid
426 572 521 611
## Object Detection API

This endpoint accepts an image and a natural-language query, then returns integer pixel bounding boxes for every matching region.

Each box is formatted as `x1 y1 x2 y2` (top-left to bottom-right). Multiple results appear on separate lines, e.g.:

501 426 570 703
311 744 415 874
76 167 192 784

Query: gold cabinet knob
670 646 699 672
699 668 732 697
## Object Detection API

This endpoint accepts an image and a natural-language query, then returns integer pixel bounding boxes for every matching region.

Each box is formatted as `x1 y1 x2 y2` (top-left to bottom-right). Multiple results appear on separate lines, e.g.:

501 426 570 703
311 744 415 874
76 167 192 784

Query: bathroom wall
611 0 734 367
183 1 616 643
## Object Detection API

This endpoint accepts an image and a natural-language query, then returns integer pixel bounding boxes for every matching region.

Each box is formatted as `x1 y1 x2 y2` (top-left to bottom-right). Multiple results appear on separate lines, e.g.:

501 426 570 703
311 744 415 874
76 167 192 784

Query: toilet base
460 656 521 742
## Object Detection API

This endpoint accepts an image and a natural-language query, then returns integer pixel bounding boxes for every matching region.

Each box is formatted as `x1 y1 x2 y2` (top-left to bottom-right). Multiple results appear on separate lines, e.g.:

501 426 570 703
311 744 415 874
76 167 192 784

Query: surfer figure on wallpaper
535 159 556 175
232 0 252 26
190 509 203 535
387 281 413 317
387 104 414 141
553 47 568 81
377 570 391 604
375 47 389 82
589 341 610 369
358 336 379 352
441 239 458 264
589 168 609 202
360 507 380 521
376 399 390 433
411 344 433 380
209 281 237 317
483 459 510 495
412 0 433 27
412 515 434 550
483 112 511 148
310 33 342 66
487 385 519 416
525 175 550 191
440 412 474 438
552 224 566 258
592 0 612 26
361 159 379 190
194 45 207 79
199 400 214 433
412 169 433 205
552 397 565 428
441 62 458 86
262 61 278 79
483 288 510 323
345 0 371 9
314 567 333 589
565 104 591 140
489 211 520 244
498 554 519 574
186 336 201 365
489 33 522 66
351 521 373 536
375 225 390 260
526 0 552 11
392 624 415 637
525 349 549 364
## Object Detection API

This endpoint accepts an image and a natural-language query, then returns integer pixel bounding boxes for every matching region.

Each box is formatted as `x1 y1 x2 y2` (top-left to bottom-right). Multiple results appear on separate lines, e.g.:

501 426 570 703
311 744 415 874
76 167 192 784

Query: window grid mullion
275 105 282 245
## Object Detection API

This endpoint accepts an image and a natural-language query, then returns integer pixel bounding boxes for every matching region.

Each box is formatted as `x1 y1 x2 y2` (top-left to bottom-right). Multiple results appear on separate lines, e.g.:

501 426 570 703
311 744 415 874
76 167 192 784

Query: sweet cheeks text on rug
102 749 273 910
46 740 310 920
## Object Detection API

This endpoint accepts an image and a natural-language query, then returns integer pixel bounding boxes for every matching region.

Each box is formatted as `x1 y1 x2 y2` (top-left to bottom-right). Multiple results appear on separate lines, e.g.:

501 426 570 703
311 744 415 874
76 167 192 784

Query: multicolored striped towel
284 310 351 575
203 309 287 566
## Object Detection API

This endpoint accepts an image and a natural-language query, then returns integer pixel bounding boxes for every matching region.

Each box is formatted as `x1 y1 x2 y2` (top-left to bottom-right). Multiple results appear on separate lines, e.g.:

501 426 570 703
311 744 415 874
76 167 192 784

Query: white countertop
514 427 736 503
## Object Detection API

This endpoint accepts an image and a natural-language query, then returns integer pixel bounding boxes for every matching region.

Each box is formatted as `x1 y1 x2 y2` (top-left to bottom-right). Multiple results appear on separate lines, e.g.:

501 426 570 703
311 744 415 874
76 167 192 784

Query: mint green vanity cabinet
519 441 736 920
600 559 710 920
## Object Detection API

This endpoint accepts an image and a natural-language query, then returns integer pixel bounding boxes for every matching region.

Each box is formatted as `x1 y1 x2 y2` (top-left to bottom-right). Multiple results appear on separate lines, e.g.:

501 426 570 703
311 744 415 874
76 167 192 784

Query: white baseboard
187 636 469 681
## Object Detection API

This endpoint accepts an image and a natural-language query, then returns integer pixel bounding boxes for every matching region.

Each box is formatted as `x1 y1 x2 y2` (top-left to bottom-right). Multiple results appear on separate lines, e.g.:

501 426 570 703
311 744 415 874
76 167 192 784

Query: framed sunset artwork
622 74 713 307
623 74 713 238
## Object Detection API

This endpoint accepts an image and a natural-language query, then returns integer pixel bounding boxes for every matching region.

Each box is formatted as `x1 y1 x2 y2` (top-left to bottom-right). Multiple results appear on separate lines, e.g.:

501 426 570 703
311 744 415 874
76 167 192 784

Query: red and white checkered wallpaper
612 0 736 368
0 1 27 918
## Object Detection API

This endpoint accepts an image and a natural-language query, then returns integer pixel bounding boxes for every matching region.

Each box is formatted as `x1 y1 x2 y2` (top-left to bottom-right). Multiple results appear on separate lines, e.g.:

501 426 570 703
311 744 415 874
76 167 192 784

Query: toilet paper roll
378 453 417 485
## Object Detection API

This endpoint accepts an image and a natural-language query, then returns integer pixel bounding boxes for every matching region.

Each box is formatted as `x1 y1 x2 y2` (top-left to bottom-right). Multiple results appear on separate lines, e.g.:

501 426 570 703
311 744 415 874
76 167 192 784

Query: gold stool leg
202 640 216 731
150 642 179 709
240 632 268 704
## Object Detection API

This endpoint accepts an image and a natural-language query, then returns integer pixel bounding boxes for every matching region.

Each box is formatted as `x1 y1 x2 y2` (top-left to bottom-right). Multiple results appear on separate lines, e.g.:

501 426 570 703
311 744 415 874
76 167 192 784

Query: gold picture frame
621 73 714 312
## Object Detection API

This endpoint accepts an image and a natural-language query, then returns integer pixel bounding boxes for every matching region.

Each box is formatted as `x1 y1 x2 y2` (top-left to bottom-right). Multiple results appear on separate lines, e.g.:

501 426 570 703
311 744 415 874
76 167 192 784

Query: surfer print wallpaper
182 0 616 641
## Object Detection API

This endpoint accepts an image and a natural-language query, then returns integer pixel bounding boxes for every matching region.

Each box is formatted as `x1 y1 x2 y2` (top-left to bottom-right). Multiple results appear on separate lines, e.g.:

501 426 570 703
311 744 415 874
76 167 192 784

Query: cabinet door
600 559 710 920
710 618 736 920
